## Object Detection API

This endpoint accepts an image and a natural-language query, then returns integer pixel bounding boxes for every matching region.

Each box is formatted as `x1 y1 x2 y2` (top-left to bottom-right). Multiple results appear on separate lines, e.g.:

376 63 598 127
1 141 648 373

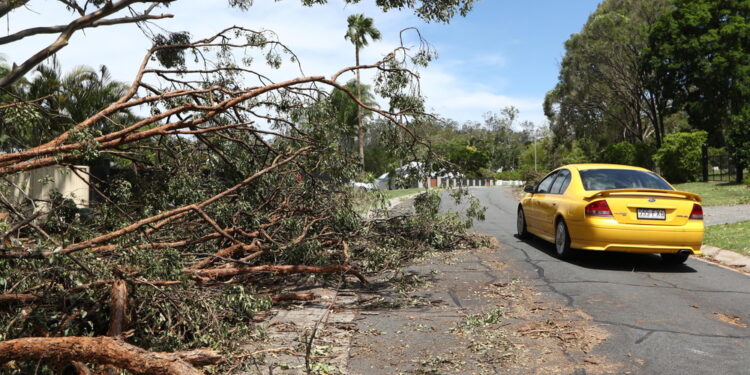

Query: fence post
701 143 708 183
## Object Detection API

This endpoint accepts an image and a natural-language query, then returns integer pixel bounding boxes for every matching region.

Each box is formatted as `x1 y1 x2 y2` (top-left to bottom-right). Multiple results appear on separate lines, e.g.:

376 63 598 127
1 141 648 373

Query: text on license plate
637 208 666 220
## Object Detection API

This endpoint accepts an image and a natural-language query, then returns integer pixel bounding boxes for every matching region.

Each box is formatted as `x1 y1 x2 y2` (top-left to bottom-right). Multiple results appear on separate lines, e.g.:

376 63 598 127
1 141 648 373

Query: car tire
555 219 574 259
517 206 529 239
661 252 689 265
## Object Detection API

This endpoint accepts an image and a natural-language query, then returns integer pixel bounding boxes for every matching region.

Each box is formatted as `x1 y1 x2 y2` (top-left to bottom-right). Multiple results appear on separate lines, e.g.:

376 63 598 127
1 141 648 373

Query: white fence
429 177 524 188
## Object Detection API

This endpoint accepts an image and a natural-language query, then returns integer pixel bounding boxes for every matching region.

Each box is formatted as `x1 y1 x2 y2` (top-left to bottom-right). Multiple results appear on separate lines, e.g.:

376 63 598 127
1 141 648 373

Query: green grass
704 220 750 257
382 188 426 200
673 181 750 206
352 188 426 214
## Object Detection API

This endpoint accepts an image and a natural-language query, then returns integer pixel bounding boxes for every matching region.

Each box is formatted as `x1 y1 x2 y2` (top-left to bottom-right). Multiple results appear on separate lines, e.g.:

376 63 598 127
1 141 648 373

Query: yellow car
517 164 704 264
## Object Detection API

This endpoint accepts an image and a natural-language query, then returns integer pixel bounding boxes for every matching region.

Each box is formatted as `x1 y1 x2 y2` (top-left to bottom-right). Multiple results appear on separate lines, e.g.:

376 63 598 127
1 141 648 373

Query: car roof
560 163 650 172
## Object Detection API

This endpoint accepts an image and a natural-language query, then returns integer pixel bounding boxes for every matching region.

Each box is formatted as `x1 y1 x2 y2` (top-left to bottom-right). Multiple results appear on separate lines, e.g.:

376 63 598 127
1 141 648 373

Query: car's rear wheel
555 219 574 259
517 207 528 239
661 252 689 265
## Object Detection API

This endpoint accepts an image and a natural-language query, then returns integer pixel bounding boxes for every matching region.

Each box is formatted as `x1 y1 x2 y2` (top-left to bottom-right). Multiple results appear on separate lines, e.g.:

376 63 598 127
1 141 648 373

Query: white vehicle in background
350 181 375 191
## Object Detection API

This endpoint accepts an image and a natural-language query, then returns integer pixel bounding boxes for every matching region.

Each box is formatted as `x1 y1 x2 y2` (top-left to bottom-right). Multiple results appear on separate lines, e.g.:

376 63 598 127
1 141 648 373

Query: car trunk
586 189 700 226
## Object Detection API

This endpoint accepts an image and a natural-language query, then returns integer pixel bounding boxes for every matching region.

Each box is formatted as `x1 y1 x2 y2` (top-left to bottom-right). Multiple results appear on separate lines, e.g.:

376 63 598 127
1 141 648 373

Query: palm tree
331 79 377 158
345 13 381 171
0 59 132 151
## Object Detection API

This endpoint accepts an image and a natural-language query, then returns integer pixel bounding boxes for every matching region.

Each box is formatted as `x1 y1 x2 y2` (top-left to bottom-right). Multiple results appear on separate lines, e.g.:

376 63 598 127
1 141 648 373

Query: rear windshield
579 169 673 191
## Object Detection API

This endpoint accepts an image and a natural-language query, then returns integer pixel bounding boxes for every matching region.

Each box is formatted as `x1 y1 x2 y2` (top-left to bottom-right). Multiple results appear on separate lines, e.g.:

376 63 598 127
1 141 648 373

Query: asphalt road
457 187 750 374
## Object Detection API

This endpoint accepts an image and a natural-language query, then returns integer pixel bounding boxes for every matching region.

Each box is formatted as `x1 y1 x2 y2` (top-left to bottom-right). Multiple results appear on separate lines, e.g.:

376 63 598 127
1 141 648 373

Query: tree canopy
645 0 750 181
545 0 672 157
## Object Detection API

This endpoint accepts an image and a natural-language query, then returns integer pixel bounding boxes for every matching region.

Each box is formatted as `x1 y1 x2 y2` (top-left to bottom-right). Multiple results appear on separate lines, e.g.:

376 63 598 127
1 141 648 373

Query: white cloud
419 65 545 126
3 0 544 126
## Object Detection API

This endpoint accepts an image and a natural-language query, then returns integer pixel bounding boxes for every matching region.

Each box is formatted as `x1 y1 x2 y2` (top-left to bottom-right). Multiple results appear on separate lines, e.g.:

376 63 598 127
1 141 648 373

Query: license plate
637 208 666 220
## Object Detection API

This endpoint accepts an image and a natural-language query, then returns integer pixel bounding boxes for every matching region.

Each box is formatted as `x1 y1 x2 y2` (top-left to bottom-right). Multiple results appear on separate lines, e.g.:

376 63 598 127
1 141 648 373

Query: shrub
633 142 657 169
496 169 522 180
598 142 637 166
653 131 708 183
520 167 548 186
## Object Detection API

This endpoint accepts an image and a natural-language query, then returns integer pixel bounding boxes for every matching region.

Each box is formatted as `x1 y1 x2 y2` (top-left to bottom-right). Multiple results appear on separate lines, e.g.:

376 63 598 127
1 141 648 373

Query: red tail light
690 204 703 220
585 200 613 217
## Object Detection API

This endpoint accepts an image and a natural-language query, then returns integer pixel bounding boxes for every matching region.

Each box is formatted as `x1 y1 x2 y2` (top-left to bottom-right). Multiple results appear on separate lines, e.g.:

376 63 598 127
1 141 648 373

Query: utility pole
533 124 537 172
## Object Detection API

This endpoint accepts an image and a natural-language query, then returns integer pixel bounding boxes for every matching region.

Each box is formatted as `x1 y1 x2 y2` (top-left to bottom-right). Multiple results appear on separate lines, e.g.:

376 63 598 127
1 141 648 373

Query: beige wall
6 166 90 210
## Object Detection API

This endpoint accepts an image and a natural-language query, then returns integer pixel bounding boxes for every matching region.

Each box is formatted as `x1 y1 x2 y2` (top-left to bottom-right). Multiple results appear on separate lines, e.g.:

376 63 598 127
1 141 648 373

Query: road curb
696 245 750 275
387 192 422 208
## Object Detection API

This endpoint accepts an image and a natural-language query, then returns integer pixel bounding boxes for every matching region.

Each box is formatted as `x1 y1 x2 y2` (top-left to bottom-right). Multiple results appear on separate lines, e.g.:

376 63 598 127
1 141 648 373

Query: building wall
6 166 90 209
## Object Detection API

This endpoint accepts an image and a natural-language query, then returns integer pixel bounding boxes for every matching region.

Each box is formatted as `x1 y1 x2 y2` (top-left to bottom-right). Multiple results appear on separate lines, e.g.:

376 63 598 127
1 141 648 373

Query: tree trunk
737 162 745 184
107 281 128 338
102 280 128 375
0 336 203 375
356 46 365 172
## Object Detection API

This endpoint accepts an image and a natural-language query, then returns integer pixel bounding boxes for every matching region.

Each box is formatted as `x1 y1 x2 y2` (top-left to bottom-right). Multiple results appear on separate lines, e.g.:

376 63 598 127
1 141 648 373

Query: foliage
330 79 377 160
447 144 489 178
546 0 673 157
598 142 637 166
345 13 382 170
496 170 522 181
553 140 590 166
409 108 530 175
653 131 708 183
355 189 487 273
521 168 549 186
644 0 750 181
0 9 477 372
0 60 132 152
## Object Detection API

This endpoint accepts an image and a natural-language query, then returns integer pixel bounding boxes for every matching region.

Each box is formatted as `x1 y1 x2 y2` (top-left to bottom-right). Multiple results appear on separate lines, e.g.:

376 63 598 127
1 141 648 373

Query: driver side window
536 171 558 194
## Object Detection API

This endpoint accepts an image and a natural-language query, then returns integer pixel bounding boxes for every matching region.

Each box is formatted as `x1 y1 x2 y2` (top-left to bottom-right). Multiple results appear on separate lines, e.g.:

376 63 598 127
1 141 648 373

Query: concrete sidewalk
703 203 750 226
700 245 750 272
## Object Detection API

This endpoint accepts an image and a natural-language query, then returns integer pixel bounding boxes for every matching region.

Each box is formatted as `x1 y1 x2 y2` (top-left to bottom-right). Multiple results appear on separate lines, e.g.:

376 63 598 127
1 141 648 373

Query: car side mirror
523 185 535 193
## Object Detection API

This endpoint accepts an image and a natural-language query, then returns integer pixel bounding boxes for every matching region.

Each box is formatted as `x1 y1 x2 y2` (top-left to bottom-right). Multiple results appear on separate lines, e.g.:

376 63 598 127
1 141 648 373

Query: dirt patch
348 243 624 375
714 312 748 328
469 281 618 375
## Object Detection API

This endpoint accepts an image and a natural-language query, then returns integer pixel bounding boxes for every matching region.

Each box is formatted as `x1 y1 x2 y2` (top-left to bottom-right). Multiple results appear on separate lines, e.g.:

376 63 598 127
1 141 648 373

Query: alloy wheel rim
517 211 524 234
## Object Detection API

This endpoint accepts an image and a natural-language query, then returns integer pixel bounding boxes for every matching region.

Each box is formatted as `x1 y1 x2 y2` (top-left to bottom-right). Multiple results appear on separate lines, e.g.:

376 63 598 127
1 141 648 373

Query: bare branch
0 0 173 89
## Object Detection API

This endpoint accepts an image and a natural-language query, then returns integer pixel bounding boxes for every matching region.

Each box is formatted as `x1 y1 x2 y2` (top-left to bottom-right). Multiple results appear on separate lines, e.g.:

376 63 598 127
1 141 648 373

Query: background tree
545 0 672 162
345 13 382 171
1 60 133 152
644 0 750 182
330 79 377 162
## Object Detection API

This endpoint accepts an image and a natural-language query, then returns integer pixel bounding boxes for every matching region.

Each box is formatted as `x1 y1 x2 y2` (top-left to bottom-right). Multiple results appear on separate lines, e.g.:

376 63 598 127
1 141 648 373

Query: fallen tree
0 3 485 373
0 336 204 375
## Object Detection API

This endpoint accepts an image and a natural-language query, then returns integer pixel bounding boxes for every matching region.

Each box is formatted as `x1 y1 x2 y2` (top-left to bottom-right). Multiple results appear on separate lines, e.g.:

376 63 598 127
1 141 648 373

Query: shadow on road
516 234 698 274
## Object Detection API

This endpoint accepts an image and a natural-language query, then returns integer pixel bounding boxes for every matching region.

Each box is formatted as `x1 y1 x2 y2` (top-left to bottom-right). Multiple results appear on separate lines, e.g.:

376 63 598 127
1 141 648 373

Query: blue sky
4 0 601 127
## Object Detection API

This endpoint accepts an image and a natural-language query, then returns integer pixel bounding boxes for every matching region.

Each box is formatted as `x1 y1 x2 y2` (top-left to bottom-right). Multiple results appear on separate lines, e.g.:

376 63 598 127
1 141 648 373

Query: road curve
454 187 750 375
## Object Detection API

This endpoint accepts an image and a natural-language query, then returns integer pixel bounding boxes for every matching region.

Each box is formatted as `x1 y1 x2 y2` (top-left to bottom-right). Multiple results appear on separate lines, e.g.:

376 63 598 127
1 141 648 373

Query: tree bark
0 336 203 375
168 349 222 367
190 264 367 283
0 293 40 305
107 281 128 338
356 46 366 171
0 0 29 18
272 292 317 304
